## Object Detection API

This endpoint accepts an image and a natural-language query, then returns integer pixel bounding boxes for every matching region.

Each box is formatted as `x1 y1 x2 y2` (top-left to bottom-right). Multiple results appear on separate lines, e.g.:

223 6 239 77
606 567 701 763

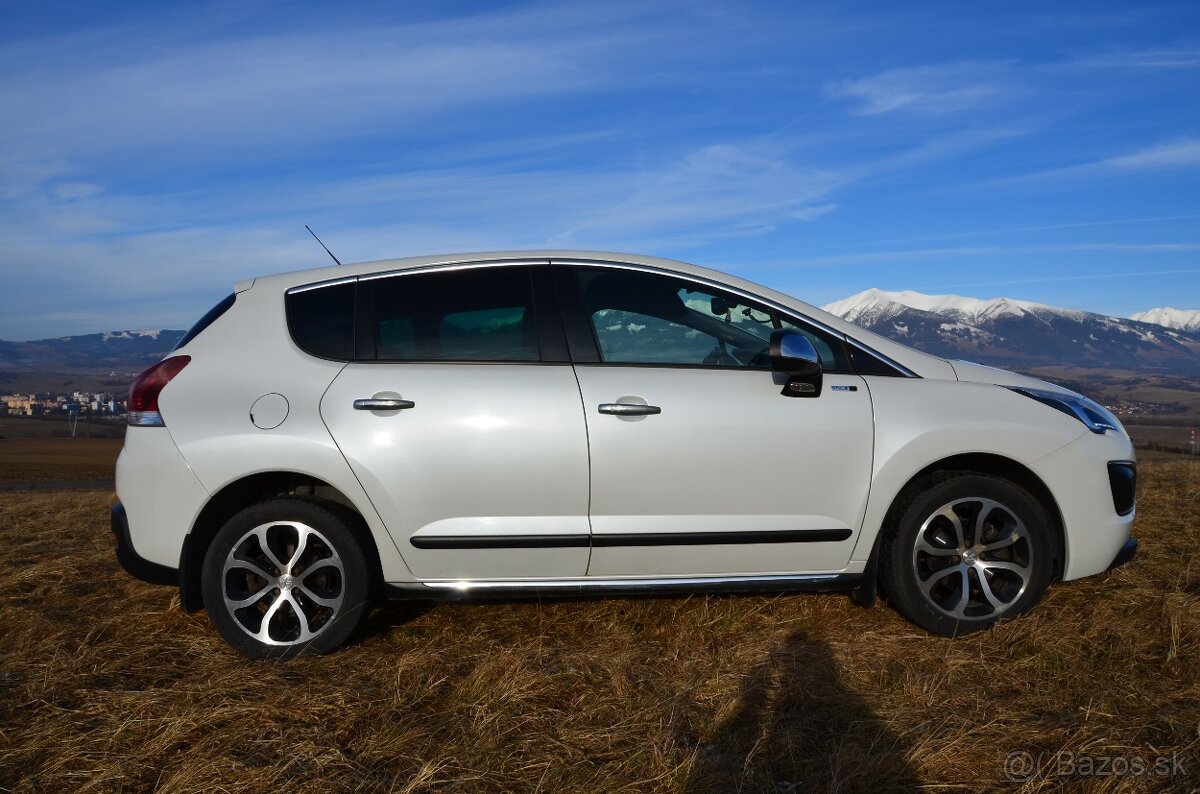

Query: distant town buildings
1 392 126 417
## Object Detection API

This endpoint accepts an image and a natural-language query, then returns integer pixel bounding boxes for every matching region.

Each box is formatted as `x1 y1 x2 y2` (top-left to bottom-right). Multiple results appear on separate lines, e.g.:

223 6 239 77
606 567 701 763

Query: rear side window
174 293 235 350
368 267 539 362
286 281 355 360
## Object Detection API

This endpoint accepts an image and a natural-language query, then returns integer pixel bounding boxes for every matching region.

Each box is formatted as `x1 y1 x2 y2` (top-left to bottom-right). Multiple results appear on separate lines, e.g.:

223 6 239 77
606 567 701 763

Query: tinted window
848 344 907 376
286 282 355 360
370 267 539 362
577 268 774 367
575 267 851 372
174 293 235 350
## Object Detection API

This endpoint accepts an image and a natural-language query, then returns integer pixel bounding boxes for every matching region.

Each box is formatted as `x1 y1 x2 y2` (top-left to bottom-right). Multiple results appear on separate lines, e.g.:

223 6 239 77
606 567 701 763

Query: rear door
320 263 592 581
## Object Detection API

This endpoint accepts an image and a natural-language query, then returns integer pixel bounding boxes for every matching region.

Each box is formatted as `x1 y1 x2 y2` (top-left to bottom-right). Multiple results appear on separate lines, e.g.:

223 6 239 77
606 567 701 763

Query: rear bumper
1106 537 1138 572
111 502 177 586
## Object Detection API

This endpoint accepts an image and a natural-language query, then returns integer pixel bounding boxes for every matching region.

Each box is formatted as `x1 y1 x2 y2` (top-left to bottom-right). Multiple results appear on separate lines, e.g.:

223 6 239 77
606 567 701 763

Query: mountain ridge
822 289 1200 376
0 329 186 371
1129 307 1200 332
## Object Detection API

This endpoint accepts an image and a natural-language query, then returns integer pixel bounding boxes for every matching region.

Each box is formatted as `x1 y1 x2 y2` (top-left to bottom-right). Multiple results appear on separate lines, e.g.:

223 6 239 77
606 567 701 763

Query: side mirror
770 330 822 397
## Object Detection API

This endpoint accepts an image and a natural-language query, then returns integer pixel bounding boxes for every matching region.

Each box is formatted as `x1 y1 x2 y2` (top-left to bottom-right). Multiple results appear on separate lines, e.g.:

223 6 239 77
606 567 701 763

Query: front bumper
111 502 178 586
1106 537 1138 571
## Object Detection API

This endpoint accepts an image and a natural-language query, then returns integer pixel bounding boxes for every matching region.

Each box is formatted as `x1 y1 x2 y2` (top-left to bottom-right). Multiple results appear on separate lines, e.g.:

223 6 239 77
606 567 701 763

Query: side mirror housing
770 330 823 397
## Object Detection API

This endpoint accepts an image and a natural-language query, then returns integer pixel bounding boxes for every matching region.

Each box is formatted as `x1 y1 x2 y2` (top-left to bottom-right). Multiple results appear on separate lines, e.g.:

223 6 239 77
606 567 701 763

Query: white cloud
1058 47 1200 70
790 203 838 221
997 137 1200 184
1099 138 1200 169
824 63 1004 115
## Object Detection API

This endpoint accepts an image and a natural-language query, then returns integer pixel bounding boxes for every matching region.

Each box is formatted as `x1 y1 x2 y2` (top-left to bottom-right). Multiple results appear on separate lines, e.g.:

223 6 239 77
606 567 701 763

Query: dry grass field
0 464 1197 792
0 416 126 441
0 438 122 482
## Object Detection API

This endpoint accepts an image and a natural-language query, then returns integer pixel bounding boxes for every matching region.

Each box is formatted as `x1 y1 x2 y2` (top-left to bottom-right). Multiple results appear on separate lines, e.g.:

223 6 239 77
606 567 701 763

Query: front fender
852 378 1086 562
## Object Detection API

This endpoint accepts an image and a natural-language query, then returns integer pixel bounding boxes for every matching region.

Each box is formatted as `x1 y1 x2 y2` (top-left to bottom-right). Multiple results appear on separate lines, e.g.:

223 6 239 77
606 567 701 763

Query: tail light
128 356 190 426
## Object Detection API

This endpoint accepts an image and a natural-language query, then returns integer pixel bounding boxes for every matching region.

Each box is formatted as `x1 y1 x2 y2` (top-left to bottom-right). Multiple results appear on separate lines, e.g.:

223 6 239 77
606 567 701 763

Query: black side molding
410 528 851 550
592 528 852 546
111 502 178 586
411 534 591 549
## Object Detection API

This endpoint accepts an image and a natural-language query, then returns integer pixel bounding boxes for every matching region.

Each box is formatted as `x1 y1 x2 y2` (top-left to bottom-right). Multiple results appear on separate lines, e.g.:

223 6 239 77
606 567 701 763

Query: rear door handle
354 398 415 410
598 403 661 416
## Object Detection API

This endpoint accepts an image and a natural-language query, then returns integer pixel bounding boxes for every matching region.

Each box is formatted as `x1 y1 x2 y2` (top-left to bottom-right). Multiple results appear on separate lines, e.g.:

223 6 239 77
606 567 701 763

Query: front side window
369 266 540 362
576 268 775 367
574 267 852 371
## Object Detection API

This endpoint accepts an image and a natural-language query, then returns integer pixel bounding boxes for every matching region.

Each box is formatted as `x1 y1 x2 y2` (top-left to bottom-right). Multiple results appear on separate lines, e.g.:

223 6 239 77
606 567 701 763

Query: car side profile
112 251 1137 658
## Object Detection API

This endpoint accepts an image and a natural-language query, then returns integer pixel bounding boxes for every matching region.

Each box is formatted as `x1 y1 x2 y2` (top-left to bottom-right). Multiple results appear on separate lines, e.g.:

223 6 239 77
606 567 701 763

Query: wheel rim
911 497 1033 621
221 521 346 646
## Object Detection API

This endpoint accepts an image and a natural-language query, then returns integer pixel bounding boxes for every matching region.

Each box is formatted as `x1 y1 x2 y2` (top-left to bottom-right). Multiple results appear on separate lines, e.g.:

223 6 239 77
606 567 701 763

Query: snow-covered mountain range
0 329 186 371
823 289 1200 375
1129 307 1200 333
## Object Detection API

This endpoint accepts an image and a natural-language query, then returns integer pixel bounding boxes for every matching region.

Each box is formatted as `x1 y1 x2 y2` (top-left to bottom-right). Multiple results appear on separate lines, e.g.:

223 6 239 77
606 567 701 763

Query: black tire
879 472 1054 637
201 498 373 659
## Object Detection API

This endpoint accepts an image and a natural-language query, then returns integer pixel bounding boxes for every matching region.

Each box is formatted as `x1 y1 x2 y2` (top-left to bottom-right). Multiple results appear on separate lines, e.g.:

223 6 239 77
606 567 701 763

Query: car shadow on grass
683 628 919 793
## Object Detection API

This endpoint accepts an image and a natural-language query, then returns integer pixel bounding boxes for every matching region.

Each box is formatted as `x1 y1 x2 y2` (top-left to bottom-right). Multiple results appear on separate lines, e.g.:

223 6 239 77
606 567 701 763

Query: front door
557 263 874 577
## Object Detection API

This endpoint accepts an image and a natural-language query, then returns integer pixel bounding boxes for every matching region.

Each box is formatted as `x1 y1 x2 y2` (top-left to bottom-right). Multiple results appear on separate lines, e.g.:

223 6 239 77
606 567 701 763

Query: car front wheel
201 499 372 659
880 473 1055 637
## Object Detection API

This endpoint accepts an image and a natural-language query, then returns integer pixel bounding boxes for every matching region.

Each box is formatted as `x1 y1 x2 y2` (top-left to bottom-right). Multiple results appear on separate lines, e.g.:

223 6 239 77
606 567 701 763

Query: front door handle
598 403 661 416
354 398 415 411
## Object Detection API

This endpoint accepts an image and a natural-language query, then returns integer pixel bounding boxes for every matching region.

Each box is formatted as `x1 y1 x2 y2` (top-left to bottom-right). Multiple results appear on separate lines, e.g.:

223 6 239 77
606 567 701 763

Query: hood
948 359 1077 396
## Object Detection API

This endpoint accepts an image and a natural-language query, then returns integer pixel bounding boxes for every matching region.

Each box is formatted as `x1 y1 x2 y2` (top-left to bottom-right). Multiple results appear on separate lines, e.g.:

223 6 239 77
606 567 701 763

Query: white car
113 251 1137 658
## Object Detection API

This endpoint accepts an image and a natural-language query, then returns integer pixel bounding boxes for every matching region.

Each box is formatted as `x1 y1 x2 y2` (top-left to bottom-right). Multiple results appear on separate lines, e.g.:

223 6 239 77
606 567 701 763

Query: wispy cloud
989 136 1200 185
824 63 1006 115
1057 47 1200 70
822 213 1200 250
917 268 1200 291
1099 138 1200 170
781 242 1200 269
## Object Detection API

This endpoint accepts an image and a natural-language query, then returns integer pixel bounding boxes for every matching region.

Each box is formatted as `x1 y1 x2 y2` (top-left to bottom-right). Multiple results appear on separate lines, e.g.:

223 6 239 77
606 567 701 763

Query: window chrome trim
358 258 553 282
285 275 358 295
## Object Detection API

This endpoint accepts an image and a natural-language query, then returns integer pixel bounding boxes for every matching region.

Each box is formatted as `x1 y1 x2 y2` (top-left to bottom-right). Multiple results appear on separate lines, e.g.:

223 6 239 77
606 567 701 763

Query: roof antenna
305 225 342 266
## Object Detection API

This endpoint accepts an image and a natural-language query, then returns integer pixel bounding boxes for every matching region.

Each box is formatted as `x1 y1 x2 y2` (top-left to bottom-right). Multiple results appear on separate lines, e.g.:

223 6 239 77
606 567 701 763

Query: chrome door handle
353 398 415 410
598 403 661 416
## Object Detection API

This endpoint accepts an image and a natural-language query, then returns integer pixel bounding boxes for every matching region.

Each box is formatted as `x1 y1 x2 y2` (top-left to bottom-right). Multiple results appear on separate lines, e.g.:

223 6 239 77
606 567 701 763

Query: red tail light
128 356 190 426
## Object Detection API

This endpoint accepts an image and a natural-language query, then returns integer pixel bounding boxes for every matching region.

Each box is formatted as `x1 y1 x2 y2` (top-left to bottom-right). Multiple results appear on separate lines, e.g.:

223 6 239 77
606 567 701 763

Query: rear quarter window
286 281 355 360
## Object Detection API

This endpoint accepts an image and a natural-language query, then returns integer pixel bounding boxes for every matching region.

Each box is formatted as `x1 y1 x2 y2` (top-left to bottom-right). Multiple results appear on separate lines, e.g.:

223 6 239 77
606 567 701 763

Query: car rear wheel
201 499 372 659
880 473 1055 637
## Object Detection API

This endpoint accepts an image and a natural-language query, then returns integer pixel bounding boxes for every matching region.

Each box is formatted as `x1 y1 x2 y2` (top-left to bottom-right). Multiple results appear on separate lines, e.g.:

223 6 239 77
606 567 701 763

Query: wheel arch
853 451 1067 610
879 453 1066 580
179 471 385 613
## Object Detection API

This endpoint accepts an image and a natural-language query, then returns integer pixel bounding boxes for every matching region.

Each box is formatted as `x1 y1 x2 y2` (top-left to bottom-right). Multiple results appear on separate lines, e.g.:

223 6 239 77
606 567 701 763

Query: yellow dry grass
0 464 1197 792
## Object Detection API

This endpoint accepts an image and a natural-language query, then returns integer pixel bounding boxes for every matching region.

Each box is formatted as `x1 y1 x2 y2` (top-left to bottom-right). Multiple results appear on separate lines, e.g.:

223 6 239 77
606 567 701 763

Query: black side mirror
770 330 823 397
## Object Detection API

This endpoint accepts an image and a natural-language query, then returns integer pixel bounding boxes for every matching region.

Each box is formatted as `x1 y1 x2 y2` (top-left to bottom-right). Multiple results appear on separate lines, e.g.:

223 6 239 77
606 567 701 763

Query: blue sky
1 0 1198 339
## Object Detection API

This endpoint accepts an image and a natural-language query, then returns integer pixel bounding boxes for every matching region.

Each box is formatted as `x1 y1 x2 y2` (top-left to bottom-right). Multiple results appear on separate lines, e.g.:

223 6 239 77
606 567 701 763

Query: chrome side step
385 572 863 601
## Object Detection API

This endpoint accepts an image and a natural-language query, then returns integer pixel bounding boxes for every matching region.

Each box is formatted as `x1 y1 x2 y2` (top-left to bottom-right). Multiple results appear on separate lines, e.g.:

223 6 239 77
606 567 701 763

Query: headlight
1008 387 1123 435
